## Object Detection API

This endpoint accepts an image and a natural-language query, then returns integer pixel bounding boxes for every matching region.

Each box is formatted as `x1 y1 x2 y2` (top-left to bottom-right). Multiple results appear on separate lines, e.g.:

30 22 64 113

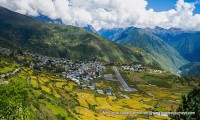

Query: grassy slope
153 32 200 62
0 6 157 66
113 27 188 74
180 62 200 77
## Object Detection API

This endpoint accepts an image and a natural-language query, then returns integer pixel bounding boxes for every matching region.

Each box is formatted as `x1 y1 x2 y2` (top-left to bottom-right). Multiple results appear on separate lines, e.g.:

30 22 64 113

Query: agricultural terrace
0 62 198 119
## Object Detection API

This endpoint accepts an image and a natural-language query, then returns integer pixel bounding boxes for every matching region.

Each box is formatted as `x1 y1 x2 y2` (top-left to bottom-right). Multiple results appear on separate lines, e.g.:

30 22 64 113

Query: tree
17 50 23 55
170 87 200 120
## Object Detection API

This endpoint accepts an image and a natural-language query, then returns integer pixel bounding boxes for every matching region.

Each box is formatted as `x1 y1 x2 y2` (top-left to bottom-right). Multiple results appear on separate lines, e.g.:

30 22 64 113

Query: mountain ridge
146 27 200 62
0 6 158 66
97 27 188 74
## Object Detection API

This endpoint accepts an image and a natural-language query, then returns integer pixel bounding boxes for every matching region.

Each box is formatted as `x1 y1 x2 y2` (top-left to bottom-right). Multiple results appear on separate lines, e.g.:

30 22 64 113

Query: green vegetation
170 86 200 120
117 67 200 112
180 62 200 77
0 6 199 120
0 55 199 119
0 71 34 119
0 56 19 74
153 29 200 62
112 27 188 74
0 6 156 66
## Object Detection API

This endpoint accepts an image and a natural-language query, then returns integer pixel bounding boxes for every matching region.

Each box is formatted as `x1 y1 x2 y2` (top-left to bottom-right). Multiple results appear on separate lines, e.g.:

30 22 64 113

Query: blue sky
147 0 200 14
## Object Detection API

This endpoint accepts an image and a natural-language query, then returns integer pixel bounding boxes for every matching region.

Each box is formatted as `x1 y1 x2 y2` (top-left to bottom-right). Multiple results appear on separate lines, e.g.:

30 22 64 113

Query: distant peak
168 27 182 31
83 24 97 33
154 26 165 30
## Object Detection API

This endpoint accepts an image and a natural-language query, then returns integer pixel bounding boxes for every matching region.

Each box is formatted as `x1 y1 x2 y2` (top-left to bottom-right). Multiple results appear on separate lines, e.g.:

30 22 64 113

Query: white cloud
0 0 200 30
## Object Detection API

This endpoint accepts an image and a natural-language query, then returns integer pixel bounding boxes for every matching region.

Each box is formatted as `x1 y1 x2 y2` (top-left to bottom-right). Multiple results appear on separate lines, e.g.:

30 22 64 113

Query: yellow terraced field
41 86 51 94
77 94 89 108
30 76 37 80
25 68 33 74
64 82 76 91
33 90 42 97
6 66 193 120
59 89 70 99
116 99 153 110
39 77 49 83
76 93 97 105
39 79 45 85
96 97 113 110
106 96 116 104
76 107 95 120
55 82 66 88
49 83 53 88
96 115 123 120
53 90 61 98
48 77 66 82
31 79 38 88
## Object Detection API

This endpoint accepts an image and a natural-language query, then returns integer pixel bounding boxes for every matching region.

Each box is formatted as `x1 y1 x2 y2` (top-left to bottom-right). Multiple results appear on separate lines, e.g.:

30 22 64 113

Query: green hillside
156 32 200 62
0 6 157 65
146 27 200 62
113 27 188 74
180 62 200 77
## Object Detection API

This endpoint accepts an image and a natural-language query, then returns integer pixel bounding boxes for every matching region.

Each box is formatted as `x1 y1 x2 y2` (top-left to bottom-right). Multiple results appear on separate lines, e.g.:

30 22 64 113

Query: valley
0 5 199 120
0 47 199 120
97 27 188 74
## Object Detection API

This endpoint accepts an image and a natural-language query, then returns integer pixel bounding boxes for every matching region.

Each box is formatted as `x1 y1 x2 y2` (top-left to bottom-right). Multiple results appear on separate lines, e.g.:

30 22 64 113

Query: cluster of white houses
121 64 147 72
121 64 166 74
19 52 106 76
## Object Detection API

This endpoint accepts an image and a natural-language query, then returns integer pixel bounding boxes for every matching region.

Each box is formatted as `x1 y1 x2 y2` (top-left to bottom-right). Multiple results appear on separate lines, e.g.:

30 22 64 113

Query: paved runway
113 66 138 92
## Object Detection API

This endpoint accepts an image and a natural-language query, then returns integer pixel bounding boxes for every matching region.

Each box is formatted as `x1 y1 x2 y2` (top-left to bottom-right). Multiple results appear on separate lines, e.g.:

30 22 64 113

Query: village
1 47 198 120
121 65 166 74
0 47 166 97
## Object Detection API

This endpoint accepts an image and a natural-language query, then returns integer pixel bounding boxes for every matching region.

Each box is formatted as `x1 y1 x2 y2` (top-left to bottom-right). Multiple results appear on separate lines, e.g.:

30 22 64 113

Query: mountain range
143 27 200 76
0 6 158 66
1 6 199 75
31 11 200 64
33 13 200 65
97 27 188 74
34 15 63 24
83 25 97 34
145 27 200 62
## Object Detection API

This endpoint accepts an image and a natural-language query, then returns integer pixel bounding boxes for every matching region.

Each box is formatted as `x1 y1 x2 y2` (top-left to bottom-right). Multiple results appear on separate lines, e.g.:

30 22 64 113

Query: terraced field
0 66 198 119
0 58 20 74
26 68 171 120
117 67 200 112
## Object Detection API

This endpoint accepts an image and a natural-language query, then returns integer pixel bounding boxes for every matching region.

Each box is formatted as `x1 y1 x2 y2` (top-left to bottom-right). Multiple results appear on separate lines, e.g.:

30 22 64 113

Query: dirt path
0 67 22 84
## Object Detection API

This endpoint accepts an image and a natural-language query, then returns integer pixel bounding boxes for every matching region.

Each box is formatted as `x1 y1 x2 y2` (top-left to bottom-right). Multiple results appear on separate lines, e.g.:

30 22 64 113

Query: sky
0 0 200 30
147 0 200 14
